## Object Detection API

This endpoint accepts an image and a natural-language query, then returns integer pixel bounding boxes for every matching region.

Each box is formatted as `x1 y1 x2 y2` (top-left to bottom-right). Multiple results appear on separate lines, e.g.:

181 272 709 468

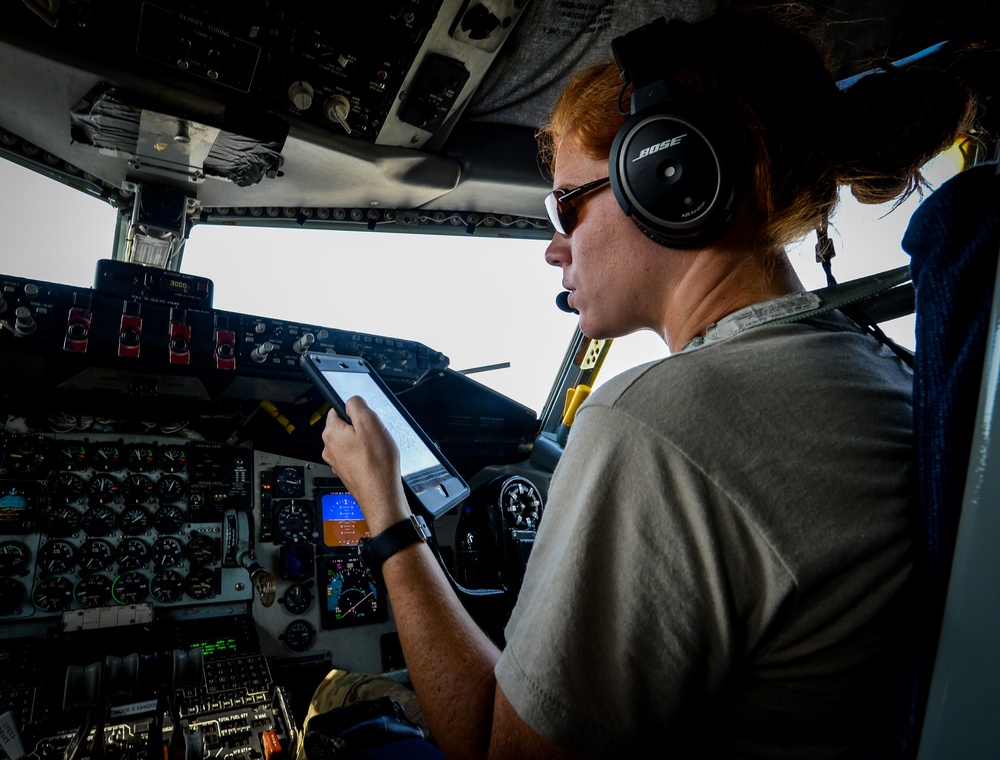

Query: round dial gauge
151 536 184 568
0 577 26 615
150 569 184 603
87 474 121 505
158 445 187 473
38 539 77 574
123 474 155 504
275 500 316 543
50 472 86 503
0 484 36 533
115 537 150 570
73 574 113 608
184 534 218 566
32 576 74 612
6 436 48 476
118 506 151 536
500 476 544 531
282 582 313 615
112 571 149 604
274 466 305 497
81 504 117 536
42 505 82 537
155 475 187 503
0 484 35 515
54 441 88 471
126 444 157 472
79 539 115 571
91 443 123 472
282 619 316 652
0 540 31 576
152 504 186 534
184 567 216 600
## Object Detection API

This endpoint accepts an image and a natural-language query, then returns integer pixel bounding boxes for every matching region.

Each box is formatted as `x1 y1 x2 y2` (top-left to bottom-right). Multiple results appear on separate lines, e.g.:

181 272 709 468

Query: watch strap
359 514 431 578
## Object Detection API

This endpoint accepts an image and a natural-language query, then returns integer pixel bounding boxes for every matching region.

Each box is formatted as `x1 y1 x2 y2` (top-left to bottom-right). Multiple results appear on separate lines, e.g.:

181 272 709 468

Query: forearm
381 540 501 760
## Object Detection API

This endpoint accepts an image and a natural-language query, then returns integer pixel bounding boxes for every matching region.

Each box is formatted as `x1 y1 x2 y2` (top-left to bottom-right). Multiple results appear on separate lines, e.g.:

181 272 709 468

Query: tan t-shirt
497 312 915 758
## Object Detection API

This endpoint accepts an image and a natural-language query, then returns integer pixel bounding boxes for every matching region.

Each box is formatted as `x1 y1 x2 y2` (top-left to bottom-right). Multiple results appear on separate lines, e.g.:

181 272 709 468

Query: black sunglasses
544 176 611 236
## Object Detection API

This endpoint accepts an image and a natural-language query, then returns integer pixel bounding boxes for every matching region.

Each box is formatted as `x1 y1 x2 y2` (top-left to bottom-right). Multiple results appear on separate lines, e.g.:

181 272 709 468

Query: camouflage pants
295 669 429 760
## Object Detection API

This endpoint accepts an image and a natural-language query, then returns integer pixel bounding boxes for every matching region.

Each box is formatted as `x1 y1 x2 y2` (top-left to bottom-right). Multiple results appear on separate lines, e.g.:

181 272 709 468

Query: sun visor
69 83 287 187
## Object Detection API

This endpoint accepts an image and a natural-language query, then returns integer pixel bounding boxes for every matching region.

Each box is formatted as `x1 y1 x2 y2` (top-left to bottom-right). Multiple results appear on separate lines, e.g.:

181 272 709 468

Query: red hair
538 9 975 250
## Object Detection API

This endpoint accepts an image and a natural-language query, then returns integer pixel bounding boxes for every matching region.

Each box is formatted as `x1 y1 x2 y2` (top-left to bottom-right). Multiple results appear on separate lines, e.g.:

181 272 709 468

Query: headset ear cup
610 105 737 247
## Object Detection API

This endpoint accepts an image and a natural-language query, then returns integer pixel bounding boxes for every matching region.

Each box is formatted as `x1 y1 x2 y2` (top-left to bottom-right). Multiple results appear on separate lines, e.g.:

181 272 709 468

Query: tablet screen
319 368 452 496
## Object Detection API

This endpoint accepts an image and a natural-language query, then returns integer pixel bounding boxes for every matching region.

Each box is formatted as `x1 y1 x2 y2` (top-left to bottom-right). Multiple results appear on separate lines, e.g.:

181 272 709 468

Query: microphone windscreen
555 291 579 314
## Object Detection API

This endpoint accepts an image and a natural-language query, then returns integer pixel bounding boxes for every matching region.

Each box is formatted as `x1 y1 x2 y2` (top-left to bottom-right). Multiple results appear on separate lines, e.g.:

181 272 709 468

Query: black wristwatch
358 514 432 579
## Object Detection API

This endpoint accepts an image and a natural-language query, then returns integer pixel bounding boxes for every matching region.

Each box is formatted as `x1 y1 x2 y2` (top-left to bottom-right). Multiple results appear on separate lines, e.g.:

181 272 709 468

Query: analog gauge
151 536 184 567
54 441 88 471
38 539 77 574
282 582 313 615
50 472 86 503
32 576 74 612
87 474 121 505
5 436 48 476
149 568 184 603
184 533 218 566
79 539 114 571
126 444 157 472
155 475 187 503
500 476 544 531
91 443 123 472
319 555 386 629
123 474 154 504
0 483 37 531
275 500 316 543
42 505 82 537
158 445 187 473
0 540 31 576
0 577 26 615
112 571 149 604
274 466 305 497
281 619 316 652
0 484 30 509
118 506 151 536
115 537 149 570
73 574 113 608
152 504 186 534
81 505 117 536
184 567 216 600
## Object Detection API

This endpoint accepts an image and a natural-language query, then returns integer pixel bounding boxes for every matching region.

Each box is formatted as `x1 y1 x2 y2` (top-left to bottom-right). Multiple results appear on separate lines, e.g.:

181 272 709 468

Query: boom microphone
555 291 579 314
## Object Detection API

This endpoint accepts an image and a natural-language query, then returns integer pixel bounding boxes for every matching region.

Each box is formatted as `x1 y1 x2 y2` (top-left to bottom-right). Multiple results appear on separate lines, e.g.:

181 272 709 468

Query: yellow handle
562 384 592 428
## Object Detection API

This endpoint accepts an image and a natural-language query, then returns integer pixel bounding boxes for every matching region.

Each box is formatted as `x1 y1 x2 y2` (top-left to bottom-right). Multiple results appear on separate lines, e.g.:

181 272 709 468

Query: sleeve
494 400 793 757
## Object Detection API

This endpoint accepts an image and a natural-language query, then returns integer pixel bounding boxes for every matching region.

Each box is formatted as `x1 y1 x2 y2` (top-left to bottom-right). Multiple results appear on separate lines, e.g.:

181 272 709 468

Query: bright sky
0 153 958 414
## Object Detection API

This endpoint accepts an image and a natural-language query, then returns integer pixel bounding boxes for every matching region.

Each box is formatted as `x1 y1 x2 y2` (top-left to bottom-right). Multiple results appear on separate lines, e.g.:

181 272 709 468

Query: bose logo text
632 134 687 162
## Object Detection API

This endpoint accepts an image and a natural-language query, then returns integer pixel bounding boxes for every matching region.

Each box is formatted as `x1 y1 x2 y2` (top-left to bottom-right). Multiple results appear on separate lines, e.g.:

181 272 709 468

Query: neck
662 246 805 353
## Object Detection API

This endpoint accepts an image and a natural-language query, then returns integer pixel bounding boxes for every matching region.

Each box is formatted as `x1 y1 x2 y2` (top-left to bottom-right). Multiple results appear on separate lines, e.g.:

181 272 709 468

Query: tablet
300 352 469 519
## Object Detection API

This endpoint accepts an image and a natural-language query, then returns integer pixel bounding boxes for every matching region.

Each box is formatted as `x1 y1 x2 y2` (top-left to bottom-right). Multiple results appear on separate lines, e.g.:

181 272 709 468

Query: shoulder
585 312 910 413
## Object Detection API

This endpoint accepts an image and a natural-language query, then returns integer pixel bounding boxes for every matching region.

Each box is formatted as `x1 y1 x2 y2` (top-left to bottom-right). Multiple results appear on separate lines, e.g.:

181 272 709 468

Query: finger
344 395 372 422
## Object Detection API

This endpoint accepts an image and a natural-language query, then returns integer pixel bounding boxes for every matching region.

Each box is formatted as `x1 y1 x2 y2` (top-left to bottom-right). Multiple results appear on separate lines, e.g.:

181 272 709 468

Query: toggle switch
118 301 142 358
168 307 191 365
64 294 93 353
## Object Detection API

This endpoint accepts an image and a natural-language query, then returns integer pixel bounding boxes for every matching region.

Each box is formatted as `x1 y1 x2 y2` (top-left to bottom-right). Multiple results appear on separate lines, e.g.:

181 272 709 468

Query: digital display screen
320 489 371 548
318 554 387 630
187 637 240 658
320 369 451 494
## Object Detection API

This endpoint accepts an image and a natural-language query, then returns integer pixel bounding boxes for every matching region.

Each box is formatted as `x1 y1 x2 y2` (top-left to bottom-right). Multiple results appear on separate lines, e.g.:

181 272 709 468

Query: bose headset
609 17 741 248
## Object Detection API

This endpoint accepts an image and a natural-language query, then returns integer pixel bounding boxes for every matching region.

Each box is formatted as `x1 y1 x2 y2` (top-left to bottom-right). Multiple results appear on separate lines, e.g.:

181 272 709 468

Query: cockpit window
0 146 961 413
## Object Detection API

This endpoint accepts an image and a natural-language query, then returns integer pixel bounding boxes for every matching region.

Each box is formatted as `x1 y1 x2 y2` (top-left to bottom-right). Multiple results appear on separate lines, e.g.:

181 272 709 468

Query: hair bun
839 66 975 204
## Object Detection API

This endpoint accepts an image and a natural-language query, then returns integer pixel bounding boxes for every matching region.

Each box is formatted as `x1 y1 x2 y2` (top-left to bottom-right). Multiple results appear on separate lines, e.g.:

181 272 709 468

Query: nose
545 234 570 268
